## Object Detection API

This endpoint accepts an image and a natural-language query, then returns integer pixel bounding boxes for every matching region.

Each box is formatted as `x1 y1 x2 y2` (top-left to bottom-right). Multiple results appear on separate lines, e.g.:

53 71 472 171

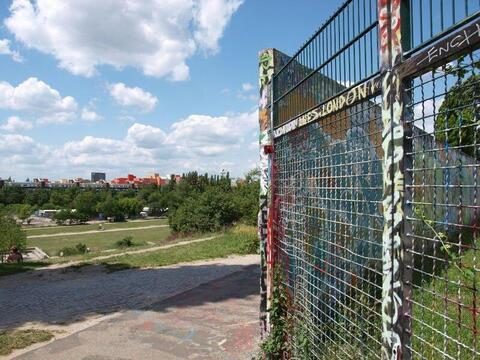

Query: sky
0 0 344 181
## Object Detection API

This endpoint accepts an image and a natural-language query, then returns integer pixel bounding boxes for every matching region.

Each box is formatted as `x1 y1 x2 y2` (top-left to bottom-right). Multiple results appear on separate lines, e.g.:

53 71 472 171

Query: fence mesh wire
268 1 480 358
274 95 384 358
273 0 379 128
404 48 480 359
407 0 480 52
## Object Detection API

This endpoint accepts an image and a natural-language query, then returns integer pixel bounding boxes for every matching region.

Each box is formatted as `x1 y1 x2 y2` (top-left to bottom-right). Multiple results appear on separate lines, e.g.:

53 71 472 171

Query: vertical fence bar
378 0 409 358
400 0 414 358
258 49 275 335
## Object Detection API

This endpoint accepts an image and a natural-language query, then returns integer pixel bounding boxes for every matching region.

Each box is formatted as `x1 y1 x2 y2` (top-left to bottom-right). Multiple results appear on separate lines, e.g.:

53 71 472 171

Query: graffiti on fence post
379 0 407 358
259 49 274 336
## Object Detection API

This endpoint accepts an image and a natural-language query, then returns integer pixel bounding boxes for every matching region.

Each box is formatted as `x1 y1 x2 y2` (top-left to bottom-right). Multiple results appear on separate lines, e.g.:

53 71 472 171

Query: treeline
0 169 260 233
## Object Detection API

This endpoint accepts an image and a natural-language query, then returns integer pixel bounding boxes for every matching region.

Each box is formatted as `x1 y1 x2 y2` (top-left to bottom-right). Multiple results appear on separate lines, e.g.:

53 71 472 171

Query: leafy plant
115 236 134 248
414 207 474 281
259 266 292 359
58 242 88 256
0 216 26 252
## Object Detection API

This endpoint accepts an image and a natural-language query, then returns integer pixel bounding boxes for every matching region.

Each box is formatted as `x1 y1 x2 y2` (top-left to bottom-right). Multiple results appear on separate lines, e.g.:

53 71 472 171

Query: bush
0 216 26 252
115 236 134 248
237 230 259 254
59 242 88 256
169 188 239 233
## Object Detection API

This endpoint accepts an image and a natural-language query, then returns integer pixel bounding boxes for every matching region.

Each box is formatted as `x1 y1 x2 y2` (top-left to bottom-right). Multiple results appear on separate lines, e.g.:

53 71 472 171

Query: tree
169 188 239 233
118 198 143 218
233 180 259 226
50 190 71 207
0 216 26 252
25 189 50 207
435 70 480 159
96 196 124 221
17 204 33 223
74 191 97 218
54 209 72 225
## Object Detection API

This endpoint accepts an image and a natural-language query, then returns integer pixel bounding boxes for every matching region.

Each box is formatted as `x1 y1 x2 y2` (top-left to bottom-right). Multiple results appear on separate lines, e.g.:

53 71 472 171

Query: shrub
58 242 88 256
0 216 26 252
115 236 134 248
169 188 239 233
234 227 259 254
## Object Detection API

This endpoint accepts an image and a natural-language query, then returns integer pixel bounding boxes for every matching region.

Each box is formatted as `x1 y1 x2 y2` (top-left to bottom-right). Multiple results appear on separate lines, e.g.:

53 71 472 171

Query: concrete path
27 225 169 238
12 260 260 360
0 255 259 331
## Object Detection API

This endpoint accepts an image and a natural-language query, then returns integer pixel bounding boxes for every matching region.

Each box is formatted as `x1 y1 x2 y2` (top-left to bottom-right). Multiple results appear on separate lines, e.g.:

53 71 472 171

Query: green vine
258 266 292 359
414 207 474 281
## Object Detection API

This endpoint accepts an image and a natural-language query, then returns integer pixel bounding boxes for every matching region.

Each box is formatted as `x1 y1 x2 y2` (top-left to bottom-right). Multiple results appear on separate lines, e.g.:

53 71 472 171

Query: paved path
14 263 260 359
0 255 259 332
27 225 169 238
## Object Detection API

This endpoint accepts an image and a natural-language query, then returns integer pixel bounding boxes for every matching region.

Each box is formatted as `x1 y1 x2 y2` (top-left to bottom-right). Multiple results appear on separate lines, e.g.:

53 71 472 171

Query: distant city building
91 172 106 182
110 173 171 186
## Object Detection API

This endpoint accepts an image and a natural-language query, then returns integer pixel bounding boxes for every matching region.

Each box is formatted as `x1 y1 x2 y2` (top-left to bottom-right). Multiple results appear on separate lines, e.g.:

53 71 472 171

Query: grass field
92 225 258 270
28 226 172 256
410 240 479 358
1 225 257 276
25 218 167 236
0 329 54 356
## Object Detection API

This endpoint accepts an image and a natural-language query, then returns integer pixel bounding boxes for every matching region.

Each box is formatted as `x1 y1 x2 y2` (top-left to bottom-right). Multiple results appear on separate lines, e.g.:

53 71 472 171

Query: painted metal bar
273 73 382 138
258 49 275 336
273 21 378 106
399 14 480 78
378 0 407 358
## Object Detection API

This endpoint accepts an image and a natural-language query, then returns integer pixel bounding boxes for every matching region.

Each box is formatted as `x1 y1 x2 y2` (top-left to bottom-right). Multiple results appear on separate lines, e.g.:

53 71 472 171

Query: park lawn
0 329 54 356
92 225 258 270
25 218 167 236
28 226 172 256
411 239 479 359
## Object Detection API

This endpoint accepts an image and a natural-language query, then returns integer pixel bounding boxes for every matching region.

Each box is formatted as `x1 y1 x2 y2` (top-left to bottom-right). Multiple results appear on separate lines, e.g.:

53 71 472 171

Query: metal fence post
378 0 409 358
258 49 275 336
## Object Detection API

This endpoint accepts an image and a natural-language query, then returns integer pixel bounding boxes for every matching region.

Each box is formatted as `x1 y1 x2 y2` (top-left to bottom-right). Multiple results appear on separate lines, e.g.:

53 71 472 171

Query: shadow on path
14 263 260 360
0 256 259 331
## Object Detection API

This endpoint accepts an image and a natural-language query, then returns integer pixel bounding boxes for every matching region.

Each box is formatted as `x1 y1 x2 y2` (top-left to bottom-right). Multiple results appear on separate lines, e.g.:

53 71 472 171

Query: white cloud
193 0 242 53
5 0 243 80
0 116 33 132
167 111 257 155
0 109 259 179
242 82 254 92
127 123 168 149
108 83 158 112
0 38 23 62
81 108 103 122
413 97 444 134
0 77 77 124
237 82 256 101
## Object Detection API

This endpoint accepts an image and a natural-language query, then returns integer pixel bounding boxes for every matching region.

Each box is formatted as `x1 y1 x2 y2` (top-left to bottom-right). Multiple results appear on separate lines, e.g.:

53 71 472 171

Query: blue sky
0 0 342 181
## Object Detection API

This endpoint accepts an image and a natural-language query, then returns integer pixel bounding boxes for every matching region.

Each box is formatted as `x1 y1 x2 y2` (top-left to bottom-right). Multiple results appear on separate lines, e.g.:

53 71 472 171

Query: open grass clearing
0 329 54 356
28 226 172 256
1 225 257 276
27 224 168 239
92 225 258 271
24 218 167 236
